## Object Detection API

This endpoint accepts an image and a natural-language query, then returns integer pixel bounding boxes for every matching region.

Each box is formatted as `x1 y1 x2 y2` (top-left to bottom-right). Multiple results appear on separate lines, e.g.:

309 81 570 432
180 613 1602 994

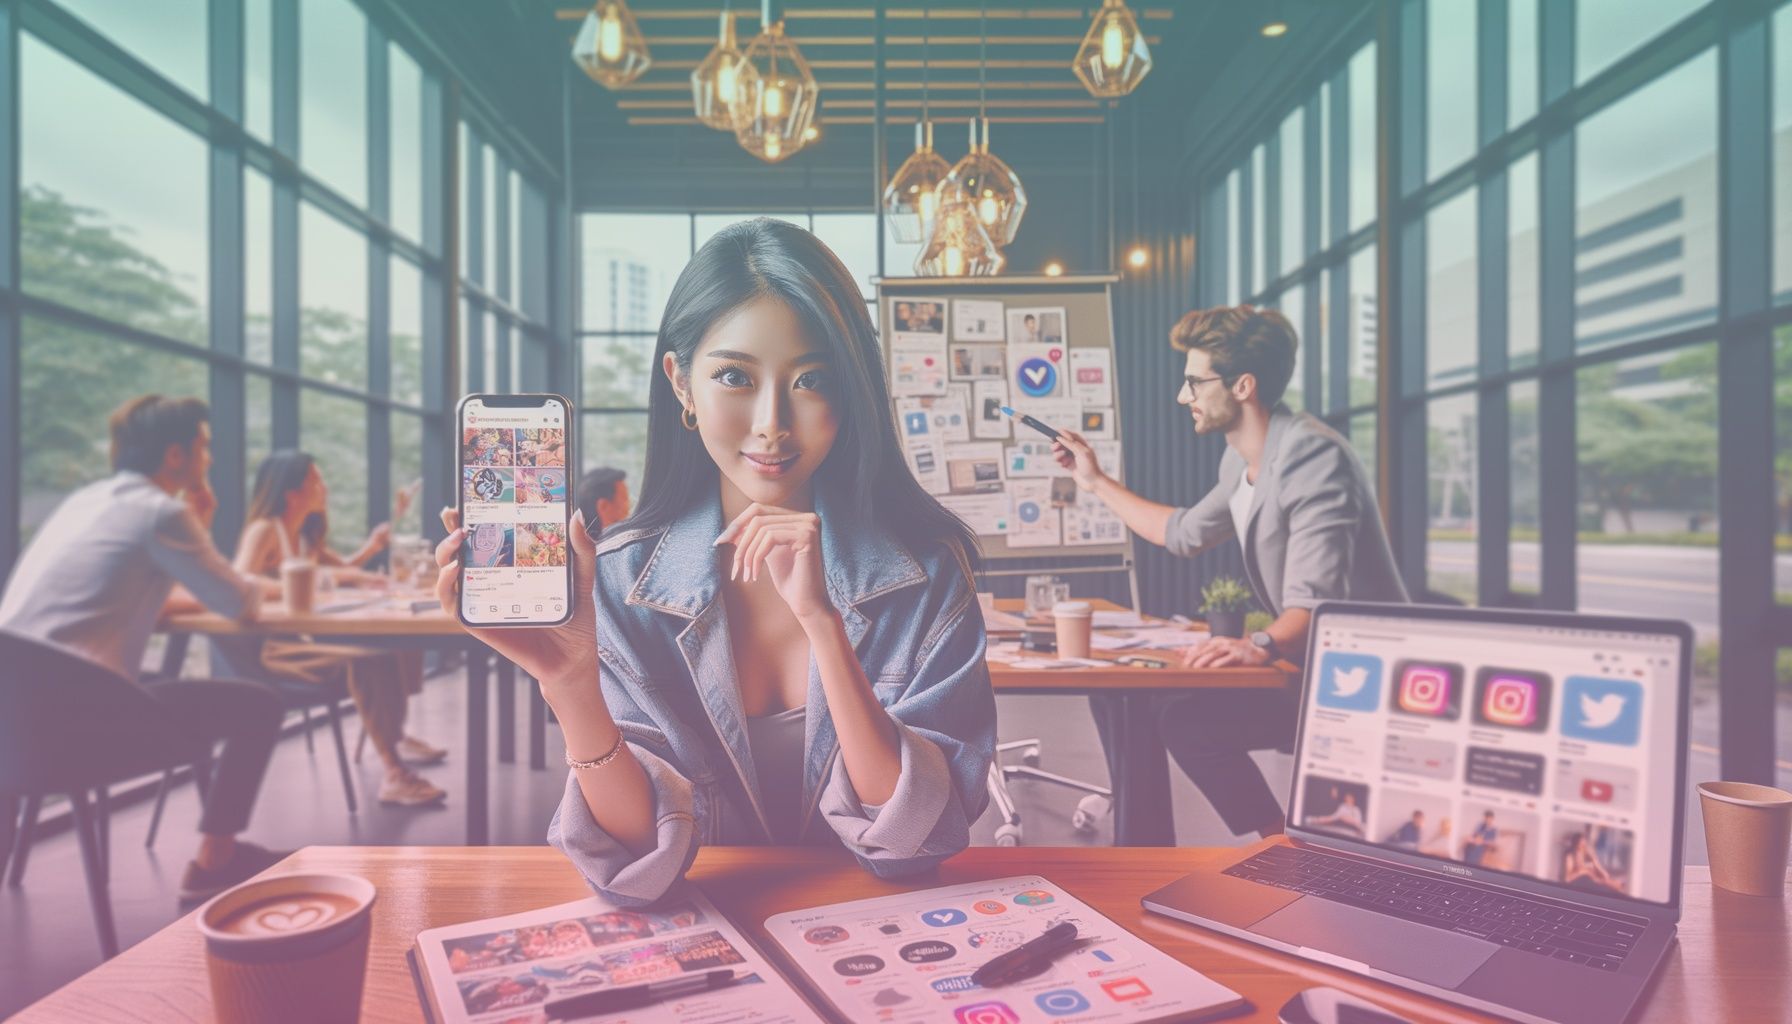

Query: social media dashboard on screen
1291 610 1683 905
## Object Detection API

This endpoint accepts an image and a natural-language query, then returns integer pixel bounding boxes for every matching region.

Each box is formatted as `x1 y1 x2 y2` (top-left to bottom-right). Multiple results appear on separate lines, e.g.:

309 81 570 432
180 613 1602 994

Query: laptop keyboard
1224 845 1645 972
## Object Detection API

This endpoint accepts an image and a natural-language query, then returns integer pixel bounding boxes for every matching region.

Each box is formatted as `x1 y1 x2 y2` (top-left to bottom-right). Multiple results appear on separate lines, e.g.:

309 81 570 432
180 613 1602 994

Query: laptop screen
1291 609 1687 905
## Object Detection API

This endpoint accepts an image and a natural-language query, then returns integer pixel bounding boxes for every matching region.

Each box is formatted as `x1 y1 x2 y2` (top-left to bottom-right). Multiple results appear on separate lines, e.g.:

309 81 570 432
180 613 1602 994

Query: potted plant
1200 577 1254 639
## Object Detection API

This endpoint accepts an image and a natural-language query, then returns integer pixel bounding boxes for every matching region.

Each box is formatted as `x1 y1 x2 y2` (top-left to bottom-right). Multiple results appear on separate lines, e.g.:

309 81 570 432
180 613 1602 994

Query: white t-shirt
1229 472 1257 542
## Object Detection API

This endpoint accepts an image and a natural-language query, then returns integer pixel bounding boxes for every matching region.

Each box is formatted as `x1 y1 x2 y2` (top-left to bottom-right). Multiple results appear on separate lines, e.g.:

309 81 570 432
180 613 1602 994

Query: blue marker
999 406 1062 441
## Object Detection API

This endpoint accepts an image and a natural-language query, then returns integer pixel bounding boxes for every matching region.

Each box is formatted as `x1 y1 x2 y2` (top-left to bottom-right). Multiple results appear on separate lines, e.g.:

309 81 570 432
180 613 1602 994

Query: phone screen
457 394 573 627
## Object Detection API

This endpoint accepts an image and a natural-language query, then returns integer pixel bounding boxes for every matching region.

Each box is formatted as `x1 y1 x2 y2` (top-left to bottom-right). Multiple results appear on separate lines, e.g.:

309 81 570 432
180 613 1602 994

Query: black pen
999 405 1062 440
969 922 1079 987
543 968 738 1020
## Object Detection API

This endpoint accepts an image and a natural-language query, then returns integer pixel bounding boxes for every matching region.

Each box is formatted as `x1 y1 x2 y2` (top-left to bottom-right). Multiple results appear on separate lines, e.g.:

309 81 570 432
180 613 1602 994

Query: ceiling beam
554 8 1175 22
561 33 1162 46
614 96 1102 109
620 114 1107 126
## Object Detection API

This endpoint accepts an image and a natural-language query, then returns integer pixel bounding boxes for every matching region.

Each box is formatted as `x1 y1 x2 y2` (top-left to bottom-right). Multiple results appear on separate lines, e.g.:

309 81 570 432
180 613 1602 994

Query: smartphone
456 393 574 627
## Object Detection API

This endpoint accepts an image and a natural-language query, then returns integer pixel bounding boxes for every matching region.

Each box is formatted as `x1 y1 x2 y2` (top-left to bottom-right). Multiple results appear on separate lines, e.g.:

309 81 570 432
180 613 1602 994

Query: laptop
1144 601 1693 1024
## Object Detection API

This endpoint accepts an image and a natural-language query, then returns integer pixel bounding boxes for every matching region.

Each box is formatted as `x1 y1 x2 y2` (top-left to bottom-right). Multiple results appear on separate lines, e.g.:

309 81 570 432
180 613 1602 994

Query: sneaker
179 841 291 904
397 735 448 765
379 770 447 806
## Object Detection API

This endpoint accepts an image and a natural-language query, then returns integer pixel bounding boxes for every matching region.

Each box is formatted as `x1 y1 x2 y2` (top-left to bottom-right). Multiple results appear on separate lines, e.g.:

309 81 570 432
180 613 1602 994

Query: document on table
412 887 822 1024
763 875 1244 1024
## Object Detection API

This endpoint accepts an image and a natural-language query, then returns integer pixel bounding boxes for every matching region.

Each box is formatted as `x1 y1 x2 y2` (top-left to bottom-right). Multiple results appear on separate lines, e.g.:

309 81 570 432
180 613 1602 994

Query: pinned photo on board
1006 307 1065 346
1050 476 1077 508
951 298 1006 342
948 344 1006 380
890 297 947 340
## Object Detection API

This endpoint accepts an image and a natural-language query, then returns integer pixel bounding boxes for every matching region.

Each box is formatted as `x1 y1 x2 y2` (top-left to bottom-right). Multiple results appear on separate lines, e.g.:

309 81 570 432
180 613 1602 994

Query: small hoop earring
681 406 698 431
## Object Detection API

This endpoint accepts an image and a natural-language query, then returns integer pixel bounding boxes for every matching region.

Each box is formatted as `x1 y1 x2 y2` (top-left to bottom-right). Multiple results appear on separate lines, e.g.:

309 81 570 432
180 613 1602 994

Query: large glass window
1425 187 1478 389
21 35 208 345
1347 244 1378 408
1278 283 1305 411
1575 344 1718 639
57 0 208 99
1278 108 1304 274
1508 0 1538 128
1426 392 1478 603
1508 155 1539 368
1348 43 1376 234
1509 380 1539 597
1574 51 1718 351
1576 0 1704 85
300 388 370 553
245 168 272 363
389 43 424 243
581 413 649 499
300 203 369 389
390 256 424 406
245 0 272 140
1774 3 1791 304
391 413 424 539
1777 323 1792 583
19 318 206 538
581 214 687 332
1426 0 1477 180
1251 144 1267 292
300 0 369 207
811 213 879 300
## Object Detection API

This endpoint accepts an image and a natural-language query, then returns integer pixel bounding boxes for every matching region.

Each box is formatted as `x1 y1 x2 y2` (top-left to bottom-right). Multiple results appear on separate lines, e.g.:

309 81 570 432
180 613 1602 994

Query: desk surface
18 844 1783 1024
163 598 463 638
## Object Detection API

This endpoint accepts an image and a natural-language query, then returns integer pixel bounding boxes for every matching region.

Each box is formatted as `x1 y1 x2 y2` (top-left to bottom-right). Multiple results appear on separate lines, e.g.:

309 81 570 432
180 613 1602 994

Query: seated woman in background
235 450 448 806
435 218 995 905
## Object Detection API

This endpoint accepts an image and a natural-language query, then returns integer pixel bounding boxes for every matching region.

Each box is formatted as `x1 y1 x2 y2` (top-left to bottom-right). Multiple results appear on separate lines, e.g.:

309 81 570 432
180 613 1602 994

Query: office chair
985 740 1113 846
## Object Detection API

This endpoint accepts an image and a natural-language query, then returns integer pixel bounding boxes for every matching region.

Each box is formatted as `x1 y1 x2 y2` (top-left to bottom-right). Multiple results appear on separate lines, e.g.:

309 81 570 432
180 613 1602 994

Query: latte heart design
257 902 327 933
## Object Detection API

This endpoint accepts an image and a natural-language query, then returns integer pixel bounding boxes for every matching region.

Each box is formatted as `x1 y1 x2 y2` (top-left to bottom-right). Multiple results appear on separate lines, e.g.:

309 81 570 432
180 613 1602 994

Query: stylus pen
970 922 1079 986
999 405 1062 441
543 969 738 1019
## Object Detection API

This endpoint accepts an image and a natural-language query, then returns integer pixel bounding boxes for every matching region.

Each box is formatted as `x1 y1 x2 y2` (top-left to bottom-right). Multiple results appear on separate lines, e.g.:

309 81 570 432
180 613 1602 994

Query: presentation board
875 275 1135 574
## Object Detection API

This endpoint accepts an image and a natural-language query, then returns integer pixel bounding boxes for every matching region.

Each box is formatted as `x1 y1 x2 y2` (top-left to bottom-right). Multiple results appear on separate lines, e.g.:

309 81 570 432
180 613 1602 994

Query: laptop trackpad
1253 897 1498 989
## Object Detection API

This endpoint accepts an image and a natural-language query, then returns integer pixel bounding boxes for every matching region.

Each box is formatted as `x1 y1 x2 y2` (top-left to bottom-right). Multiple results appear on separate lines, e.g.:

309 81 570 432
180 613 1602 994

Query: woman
434 219 995 905
1561 831 1622 893
237 450 448 806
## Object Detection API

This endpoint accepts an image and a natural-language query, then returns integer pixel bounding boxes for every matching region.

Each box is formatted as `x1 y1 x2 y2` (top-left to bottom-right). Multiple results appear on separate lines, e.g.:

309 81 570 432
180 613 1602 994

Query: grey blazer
1163 406 1408 617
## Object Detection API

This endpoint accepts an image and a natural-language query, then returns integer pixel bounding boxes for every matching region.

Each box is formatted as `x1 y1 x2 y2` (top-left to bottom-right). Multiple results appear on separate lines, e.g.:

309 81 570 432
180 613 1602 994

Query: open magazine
411 887 824 1024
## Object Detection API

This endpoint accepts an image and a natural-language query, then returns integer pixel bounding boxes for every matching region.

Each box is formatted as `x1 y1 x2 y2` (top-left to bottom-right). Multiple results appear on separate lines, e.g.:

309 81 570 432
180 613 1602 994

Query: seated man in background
1053 306 1407 839
573 466 631 542
0 395 287 901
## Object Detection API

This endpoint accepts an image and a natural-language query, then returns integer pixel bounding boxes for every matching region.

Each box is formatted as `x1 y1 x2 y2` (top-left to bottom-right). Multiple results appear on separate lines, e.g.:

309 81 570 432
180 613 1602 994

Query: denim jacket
548 486 996 906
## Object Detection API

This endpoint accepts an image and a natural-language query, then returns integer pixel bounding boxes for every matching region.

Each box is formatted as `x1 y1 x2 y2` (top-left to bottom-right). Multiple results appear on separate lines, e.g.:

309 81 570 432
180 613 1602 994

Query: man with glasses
1052 305 1405 839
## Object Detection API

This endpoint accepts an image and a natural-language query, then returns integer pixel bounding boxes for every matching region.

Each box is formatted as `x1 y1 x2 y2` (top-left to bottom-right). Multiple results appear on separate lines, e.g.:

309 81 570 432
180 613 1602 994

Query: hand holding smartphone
455 394 575 627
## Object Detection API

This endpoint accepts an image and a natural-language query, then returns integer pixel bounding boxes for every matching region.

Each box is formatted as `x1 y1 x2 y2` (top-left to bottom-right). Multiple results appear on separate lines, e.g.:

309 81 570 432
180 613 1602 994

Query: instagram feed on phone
459 397 570 626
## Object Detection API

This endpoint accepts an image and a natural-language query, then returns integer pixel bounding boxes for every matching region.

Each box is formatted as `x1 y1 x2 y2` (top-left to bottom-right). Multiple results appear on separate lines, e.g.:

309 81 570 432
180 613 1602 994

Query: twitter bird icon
1560 676 1644 746
1316 652 1383 712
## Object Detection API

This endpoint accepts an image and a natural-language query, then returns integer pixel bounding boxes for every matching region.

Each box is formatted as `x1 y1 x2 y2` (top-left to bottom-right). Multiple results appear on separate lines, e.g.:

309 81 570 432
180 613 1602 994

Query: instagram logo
1393 661 1461 719
1473 668 1552 732
955 1003 1020 1024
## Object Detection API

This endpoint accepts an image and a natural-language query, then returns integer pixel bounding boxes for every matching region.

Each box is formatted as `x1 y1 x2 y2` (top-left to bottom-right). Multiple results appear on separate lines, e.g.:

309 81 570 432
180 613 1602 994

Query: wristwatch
1249 631 1282 662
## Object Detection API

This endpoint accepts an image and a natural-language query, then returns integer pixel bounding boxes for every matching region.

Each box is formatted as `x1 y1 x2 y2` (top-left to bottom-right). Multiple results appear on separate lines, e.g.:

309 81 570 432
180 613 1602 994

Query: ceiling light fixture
882 8 951 244
940 3 1027 247
572 0 652 91
1127 246 1148 268
1261 0 1290 37
730 0 820 163
917 194 1005 277
1072 0 1152 99
1043 261 1065 277
691 8 743 130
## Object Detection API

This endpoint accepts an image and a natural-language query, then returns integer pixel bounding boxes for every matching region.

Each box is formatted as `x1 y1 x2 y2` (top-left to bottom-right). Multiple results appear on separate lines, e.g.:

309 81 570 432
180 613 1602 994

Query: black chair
0 632 216 959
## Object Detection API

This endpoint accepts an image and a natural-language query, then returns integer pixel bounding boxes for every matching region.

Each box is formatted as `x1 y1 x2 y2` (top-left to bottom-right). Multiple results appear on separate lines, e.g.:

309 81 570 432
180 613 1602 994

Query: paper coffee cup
198 872 376 1023
1053 600 1094 660
1697 781 1792 898
280 559 316 614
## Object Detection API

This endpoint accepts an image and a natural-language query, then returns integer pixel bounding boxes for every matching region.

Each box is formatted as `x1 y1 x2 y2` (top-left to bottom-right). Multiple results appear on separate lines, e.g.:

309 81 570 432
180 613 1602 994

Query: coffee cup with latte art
197 872 376 1023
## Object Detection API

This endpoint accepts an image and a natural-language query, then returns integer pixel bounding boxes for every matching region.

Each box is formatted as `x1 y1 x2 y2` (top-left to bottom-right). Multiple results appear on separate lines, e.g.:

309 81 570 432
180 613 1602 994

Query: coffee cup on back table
198 872 376 1024
1697 781 1792 897
1053 600 1094 660
280 559 316 614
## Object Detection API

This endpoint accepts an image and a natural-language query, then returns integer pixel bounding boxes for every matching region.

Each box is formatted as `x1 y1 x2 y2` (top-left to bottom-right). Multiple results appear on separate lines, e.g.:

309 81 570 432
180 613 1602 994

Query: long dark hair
629 218 976 566
247 449 316 522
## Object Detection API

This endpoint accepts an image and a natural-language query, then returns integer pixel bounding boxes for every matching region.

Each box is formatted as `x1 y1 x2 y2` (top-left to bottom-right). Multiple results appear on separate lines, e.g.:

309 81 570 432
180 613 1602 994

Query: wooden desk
19 844 1784 1023
160 602 522 846
988 597 1291 845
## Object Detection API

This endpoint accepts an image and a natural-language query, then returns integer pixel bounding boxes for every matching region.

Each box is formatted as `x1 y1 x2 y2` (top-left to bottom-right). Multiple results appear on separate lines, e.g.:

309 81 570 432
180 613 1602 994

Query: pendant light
916 193 1005 277
571 0 652 91
940 3 1027 246
731 0 820 163
882 9 951 243
1072 0 1152 99
691 9 743 131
